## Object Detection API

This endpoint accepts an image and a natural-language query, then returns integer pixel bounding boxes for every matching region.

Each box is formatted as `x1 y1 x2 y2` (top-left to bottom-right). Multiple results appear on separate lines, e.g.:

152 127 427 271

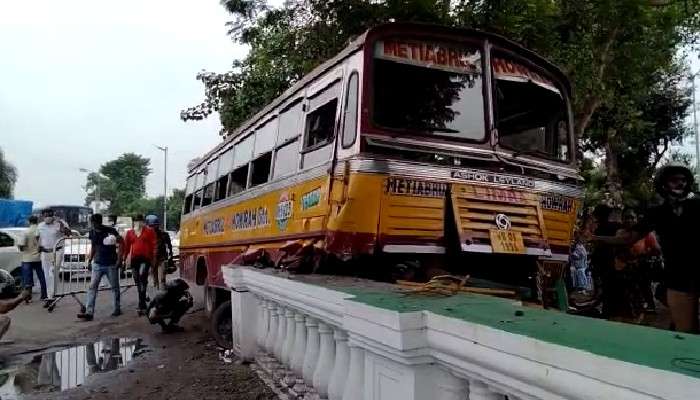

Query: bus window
272 139 299 179
234 134 254 168
302 82 339 169
228 134 254 196
254 118 277 158
373 40 485 141
278 100 302 143
492 54 570 161
193 171 204 210
216 147 233 202
202 159 218 207
272 100 302 179
229 165 249 196
250 152 272 187
342 72 359 148
250 119 276 187
184 175 195 214
304 98 337 148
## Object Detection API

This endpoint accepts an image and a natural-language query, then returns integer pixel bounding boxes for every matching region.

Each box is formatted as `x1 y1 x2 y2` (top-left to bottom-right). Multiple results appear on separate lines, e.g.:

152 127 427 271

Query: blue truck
0 199 33 228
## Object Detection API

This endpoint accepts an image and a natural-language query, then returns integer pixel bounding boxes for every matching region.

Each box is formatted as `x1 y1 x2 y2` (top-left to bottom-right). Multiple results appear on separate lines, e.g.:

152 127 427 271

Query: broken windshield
493 55 571 162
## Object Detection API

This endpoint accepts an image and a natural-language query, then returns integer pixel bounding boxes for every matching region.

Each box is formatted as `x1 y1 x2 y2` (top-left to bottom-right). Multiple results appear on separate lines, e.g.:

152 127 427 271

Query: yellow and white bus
179 23 582 312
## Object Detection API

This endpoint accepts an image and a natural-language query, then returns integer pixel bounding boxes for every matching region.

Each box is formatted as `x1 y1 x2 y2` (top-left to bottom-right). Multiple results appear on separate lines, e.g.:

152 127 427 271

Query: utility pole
693 75 700 179
155 145 168 231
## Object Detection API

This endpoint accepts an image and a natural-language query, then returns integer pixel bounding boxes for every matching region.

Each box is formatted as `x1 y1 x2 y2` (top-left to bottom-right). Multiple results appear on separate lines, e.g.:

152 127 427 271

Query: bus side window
302 81 340 169
193 171 204 210
273 100 302 179
250 152 272 187
250 118 277 187
341 72 359 149
304 99 337 148
229 165 249 195
228 134 254 196
183 175 195 214
202 158 218 207
216 147 234 202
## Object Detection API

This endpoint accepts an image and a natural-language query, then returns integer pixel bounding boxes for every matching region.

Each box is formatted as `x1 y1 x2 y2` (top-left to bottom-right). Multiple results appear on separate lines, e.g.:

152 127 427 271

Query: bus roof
188 23 570 174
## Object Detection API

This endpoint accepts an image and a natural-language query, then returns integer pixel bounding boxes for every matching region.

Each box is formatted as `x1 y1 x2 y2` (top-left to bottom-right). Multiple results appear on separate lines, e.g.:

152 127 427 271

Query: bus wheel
204 282 217 317
210 300 233 349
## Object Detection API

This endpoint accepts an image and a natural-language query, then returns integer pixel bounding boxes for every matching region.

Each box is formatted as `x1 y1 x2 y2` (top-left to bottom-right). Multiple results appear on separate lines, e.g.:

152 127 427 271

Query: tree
85 153 151 215
0 148 17 199
127 189 186 230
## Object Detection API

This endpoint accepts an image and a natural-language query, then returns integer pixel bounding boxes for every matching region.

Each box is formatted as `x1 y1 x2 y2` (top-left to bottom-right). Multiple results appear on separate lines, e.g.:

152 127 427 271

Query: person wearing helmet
595 164 699 333
145 215 172 290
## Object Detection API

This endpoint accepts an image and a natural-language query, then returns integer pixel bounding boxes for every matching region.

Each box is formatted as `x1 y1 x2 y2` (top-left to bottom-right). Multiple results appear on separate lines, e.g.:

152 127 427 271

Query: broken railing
224 267 700 400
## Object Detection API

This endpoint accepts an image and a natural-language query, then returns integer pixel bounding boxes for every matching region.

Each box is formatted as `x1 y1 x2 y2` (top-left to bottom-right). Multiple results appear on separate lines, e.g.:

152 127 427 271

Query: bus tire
210 300 233 349
204 281 217 317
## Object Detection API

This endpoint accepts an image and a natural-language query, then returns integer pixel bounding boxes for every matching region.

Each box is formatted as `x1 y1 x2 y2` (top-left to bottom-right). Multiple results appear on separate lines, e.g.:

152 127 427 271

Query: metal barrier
45 236 136 312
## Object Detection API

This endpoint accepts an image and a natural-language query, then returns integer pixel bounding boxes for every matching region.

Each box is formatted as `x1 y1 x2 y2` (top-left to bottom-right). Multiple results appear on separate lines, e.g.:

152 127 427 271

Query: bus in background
179 23 582 321
33 205 93 235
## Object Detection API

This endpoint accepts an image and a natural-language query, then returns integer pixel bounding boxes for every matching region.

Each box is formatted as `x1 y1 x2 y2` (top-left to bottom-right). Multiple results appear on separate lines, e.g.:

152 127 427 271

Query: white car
60 236 91 279
0 228 27 297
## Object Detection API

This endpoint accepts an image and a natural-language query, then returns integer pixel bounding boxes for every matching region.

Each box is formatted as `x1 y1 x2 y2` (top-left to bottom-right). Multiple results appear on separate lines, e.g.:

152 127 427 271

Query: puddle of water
0 338 146 399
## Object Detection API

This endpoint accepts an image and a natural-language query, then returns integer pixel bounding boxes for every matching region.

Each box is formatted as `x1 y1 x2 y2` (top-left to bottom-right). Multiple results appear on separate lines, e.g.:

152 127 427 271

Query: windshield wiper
511 149 546 159
420 126 460 134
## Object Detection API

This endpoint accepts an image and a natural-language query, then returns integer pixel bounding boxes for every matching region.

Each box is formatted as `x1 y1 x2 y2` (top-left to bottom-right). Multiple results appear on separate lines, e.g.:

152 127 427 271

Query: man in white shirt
37 209 70 303
18 215 47 301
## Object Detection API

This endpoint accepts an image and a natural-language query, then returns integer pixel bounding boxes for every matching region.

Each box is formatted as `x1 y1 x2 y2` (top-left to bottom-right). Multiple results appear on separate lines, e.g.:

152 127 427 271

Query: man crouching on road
0 290 31 340
77 214 124 321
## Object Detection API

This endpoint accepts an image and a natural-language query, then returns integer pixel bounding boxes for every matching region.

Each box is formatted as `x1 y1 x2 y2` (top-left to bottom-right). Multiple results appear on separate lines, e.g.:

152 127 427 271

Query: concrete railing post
281 309 296 365
264 303 279 354
342 344 365 400
257 298 269 349
274 306 287 359
290 312 307 374
302 317 320 384
327 329 350 400
313 322 336 397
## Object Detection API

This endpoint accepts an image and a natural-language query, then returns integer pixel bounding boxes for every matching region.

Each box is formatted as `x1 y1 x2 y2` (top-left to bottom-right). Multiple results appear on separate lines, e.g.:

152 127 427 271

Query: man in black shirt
596 165 699 333
78 214 124 321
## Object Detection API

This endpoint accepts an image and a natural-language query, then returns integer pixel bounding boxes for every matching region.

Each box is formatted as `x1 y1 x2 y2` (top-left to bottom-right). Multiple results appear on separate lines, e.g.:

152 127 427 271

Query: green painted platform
339 287 700 379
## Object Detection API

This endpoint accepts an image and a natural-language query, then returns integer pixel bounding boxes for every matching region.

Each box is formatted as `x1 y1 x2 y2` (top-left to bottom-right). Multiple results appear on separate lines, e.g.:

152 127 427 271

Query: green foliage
126 189 185 230
84 153 151 215
0 148 17 199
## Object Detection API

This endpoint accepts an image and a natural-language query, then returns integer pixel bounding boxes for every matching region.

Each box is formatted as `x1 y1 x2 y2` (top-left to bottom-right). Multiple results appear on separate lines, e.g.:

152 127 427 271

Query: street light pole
155 145 168 231
693 74 700 178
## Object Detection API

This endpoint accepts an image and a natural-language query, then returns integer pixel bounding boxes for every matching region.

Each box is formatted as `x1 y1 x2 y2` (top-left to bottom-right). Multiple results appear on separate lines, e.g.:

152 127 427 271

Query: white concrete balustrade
225 267 700 400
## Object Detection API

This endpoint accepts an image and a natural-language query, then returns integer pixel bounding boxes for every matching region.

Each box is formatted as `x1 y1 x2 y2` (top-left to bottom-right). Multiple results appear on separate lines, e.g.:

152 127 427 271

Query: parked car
60 236 91 280
0 228 27 297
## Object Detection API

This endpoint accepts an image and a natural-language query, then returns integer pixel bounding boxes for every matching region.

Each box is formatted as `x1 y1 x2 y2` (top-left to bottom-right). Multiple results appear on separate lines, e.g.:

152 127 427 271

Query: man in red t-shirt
123 214 157 313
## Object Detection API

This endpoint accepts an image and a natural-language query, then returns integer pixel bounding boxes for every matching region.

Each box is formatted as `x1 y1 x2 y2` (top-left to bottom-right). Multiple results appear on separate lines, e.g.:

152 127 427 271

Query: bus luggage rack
44 237 136 313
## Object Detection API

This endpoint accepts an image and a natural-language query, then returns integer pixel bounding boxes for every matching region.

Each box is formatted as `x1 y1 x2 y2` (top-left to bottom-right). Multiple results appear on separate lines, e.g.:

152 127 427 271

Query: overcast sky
0 0 246 208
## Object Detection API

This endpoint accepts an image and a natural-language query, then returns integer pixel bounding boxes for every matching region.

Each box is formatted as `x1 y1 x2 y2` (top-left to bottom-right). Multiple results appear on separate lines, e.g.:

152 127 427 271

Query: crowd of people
12 210 187 332
570 164 699 334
